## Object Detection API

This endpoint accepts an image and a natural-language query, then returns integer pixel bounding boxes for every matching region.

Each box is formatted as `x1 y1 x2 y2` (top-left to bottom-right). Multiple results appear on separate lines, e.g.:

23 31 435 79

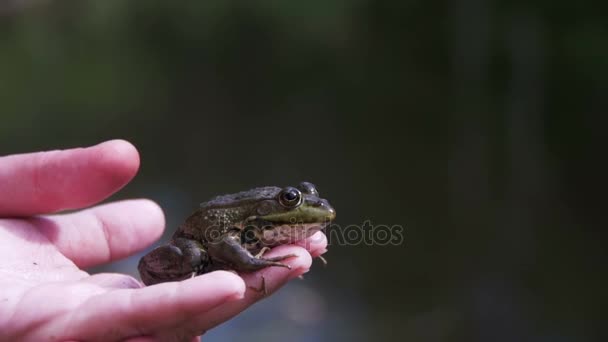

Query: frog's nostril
317 199 329 207
312 199 336 219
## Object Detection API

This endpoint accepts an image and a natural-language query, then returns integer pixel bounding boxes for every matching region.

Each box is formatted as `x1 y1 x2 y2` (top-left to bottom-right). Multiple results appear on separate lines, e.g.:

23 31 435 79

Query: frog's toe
254 247 271 258
247 275 267 295
317 255 328 265
261 260 292 269
261 253 298 263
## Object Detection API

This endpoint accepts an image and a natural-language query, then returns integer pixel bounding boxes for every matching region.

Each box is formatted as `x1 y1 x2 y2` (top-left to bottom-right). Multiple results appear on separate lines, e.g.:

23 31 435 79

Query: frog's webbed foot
246 253 300 295
254 246 296 266
248 275 268 295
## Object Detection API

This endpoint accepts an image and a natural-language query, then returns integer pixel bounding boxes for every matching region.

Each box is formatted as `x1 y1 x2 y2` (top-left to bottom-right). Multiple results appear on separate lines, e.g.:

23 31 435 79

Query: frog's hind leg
207 234 297 273
138 238 207 286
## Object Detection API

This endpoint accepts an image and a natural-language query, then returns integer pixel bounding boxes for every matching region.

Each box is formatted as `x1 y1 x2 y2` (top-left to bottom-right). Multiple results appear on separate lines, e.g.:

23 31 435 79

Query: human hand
0 140 328 342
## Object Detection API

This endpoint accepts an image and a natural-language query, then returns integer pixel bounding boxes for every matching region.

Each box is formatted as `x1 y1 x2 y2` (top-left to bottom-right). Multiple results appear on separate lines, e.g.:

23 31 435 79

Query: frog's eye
279 187 303 208
297 182 319 196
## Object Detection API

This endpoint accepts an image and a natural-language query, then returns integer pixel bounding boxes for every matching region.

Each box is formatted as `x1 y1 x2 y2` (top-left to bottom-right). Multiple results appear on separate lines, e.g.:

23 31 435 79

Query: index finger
0 140 140 216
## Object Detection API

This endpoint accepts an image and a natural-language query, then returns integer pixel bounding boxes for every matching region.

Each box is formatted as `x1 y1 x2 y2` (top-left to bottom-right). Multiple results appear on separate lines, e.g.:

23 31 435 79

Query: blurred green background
1 1 607 341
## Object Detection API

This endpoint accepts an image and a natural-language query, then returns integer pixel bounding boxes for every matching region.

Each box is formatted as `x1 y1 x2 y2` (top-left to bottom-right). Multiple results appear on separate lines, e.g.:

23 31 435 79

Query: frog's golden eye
279 187 303 208
297 181 319 196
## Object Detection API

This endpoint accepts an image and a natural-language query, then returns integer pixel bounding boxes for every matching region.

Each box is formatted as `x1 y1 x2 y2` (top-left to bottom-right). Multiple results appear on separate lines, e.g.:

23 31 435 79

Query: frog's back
201 186 281 209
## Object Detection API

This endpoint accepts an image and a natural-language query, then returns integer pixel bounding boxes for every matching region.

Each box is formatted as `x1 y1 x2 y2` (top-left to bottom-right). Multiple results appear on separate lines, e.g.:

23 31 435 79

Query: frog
138 182 335 287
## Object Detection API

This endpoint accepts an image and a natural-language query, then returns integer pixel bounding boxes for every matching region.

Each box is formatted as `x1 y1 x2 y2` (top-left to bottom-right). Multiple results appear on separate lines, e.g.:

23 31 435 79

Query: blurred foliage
1 1 607 341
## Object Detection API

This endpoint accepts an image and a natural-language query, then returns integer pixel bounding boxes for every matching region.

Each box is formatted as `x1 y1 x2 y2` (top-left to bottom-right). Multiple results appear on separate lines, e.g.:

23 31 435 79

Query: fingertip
132 198 166 242
183 271 246 300
296 231 328 257
314 248 329 258
94 140 140 185
256 245 312 285
289 248 313 276
206 271 247 299
272 245 313 270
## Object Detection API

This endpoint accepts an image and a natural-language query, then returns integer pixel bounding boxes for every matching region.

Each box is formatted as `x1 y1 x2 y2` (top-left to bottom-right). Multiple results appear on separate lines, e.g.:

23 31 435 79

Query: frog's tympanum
138 182 335 286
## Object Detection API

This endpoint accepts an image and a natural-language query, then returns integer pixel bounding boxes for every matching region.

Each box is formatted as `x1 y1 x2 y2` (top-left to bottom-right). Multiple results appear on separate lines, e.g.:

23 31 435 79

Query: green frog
138 182 335 286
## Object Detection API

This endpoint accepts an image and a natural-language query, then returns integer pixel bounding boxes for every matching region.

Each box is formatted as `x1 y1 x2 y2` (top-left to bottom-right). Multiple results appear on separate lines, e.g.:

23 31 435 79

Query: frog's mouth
259 201 336 223
260 222 327 246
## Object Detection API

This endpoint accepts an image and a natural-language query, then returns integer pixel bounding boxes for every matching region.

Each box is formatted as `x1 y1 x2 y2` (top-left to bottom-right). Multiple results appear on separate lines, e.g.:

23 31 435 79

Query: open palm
0 140 327 342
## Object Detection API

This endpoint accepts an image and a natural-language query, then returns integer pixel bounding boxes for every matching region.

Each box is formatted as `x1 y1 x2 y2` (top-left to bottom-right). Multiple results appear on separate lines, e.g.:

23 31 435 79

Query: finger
183 245 312 333
60 271 245 342
30 199 165 268
295 231 328 257
0 139 140 216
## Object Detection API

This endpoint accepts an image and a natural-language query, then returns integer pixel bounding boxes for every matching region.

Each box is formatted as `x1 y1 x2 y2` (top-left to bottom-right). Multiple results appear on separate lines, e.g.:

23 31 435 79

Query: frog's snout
315 199 336 220
327 207 336 220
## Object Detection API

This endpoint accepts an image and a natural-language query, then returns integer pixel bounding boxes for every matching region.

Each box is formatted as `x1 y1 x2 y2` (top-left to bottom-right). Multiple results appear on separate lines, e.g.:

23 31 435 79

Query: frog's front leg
206 233 296 273
138 238 208 286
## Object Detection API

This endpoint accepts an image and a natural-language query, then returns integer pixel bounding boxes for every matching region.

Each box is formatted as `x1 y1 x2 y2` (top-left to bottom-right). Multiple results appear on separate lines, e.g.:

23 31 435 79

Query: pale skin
0 140 328 342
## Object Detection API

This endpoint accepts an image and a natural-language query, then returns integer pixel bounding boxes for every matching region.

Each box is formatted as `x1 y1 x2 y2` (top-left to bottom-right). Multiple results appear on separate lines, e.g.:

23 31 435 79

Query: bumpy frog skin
138 182 335 286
